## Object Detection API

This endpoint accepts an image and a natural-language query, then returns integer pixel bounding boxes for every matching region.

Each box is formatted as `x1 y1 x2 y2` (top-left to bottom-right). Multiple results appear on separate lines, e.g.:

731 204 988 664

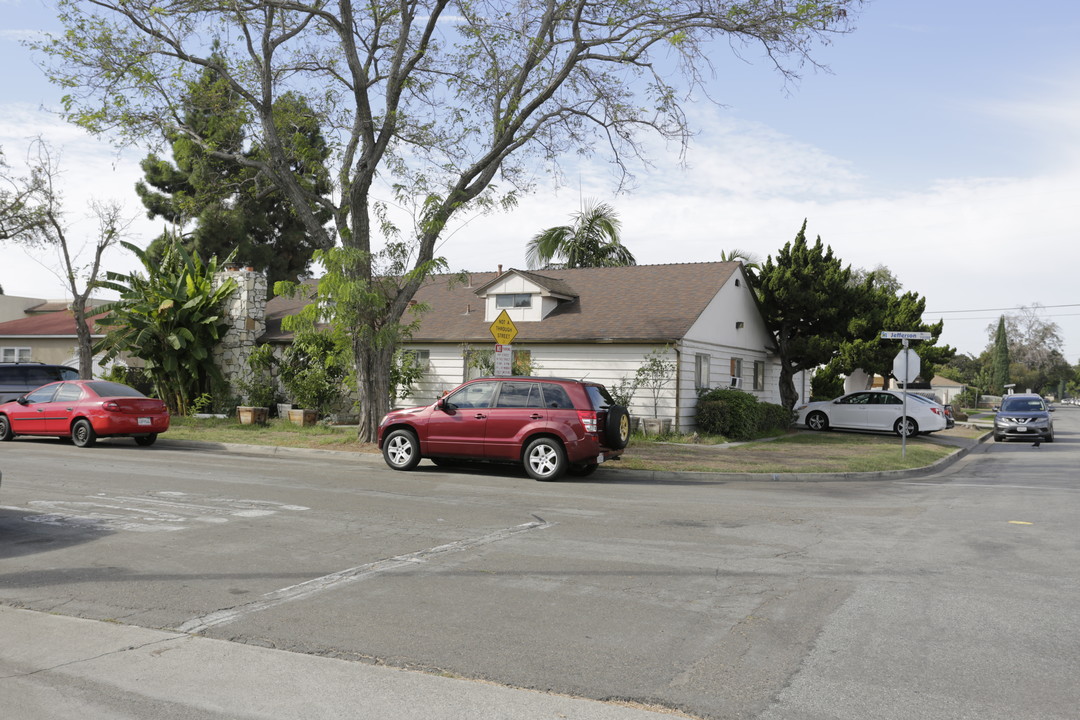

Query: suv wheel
604 406 631 449
524 437 567 481
383 429 421 471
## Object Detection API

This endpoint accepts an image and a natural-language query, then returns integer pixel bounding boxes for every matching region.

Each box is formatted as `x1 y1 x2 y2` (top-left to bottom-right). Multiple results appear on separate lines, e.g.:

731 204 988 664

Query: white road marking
2 492 310 532
177 517 555 635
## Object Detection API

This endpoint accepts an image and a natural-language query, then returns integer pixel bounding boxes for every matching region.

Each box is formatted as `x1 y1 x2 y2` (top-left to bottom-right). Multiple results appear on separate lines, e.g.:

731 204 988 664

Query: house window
496 293 532 308
1 347 31 363
695 354 710 389
729 357 742 380
399 349 429 369
753 361 765 391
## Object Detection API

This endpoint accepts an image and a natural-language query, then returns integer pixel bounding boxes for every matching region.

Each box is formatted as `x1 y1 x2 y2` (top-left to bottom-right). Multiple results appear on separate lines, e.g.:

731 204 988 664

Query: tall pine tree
136 60 332 295
991 315 1011 394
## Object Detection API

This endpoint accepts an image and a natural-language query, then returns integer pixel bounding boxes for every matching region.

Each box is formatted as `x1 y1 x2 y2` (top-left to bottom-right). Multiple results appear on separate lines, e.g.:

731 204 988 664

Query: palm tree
526 201 636 269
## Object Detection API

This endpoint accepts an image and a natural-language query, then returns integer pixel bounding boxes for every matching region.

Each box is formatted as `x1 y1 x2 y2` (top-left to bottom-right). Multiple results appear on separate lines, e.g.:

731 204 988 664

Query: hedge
696 388 793 440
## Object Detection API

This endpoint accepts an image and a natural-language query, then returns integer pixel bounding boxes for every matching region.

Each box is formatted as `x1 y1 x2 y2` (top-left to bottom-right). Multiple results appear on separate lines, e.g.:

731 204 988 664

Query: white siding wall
396 343 678 422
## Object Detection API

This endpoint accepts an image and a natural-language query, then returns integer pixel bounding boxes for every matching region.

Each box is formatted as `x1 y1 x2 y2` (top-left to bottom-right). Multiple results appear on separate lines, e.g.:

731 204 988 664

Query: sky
2 1 1080 362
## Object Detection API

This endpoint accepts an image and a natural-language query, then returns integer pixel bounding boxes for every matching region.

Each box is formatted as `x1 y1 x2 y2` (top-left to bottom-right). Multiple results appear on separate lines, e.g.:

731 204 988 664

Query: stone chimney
212 267 267 391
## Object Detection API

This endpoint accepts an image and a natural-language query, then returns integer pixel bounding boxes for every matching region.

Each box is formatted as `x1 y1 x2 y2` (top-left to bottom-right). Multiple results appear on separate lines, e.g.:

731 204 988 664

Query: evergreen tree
136 63 332 295
751 221 876 411
990 315 1010 394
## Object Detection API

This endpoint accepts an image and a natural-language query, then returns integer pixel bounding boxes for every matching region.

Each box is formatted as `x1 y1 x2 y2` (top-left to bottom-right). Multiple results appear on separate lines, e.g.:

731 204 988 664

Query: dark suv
0 362 79 404
377 377 631 481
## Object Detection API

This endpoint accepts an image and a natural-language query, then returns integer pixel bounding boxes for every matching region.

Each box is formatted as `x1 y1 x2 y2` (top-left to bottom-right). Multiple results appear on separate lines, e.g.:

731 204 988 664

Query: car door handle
530 414 543 419
474 413 487 419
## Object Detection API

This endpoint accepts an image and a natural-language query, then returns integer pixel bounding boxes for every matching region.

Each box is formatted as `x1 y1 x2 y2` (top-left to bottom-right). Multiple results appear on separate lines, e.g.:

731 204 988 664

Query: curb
156 430 994 482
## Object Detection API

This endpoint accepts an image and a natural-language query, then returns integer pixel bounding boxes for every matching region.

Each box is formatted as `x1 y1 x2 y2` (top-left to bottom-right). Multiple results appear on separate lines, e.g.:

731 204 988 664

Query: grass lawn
164 416 981 474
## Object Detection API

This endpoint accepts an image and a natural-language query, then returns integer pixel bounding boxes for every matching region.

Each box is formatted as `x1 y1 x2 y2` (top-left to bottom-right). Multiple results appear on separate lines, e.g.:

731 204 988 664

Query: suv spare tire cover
604 405 631 449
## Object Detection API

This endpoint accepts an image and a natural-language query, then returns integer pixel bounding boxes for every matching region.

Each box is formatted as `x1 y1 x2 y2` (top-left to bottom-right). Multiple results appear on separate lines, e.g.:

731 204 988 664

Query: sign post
882 331 931 458
490 311 519 376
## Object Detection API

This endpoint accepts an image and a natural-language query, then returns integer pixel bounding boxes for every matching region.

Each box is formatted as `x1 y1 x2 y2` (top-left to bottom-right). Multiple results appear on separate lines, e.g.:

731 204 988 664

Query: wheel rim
808 413 825 430
898 419 915 437
528 444 559 478
387 435 414 466
74 423 88 444
618 414 630 442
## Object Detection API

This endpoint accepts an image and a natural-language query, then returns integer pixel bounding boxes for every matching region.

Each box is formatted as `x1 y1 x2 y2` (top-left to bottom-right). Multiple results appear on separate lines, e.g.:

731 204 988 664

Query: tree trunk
777 362 800 413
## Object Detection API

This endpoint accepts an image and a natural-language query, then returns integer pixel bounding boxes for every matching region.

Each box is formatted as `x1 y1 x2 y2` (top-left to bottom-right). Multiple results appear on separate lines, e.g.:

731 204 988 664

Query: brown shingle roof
0 310 109 337
262 262 740 344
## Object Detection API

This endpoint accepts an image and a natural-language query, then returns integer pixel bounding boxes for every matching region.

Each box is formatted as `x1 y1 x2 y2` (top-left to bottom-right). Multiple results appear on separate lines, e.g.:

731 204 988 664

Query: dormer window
496 293 533 309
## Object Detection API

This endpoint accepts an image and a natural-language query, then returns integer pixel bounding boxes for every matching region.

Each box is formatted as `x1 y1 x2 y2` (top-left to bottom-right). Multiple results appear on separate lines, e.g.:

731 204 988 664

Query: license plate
138 417 152 426
1015 426 1027 432
597 453 606 464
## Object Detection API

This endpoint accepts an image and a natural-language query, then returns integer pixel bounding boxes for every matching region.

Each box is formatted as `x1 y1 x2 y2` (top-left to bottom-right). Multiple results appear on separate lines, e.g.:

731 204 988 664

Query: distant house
0 298 109 368
259 262 808 431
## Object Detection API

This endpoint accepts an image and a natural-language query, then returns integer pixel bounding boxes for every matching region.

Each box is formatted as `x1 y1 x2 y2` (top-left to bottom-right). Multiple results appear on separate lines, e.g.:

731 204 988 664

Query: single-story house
259 262 808 432
0 304 109 367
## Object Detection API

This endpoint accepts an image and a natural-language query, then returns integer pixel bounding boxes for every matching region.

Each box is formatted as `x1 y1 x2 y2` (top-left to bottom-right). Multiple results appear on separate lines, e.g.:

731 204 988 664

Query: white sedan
795 390 948 438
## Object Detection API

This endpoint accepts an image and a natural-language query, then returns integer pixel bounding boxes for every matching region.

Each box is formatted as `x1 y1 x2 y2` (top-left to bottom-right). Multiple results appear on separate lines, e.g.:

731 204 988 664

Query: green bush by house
696 388 792 441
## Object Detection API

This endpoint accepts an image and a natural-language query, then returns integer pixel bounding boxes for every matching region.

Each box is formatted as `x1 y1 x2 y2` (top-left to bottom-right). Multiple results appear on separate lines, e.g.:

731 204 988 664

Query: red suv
377 377 631 481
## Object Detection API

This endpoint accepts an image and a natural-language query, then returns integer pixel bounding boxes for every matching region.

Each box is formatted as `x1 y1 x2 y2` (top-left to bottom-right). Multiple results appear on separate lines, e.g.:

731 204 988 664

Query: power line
925 303 1080 314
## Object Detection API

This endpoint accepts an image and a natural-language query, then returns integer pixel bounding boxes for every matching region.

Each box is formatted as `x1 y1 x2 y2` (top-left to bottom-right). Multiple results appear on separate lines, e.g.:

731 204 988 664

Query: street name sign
489 310 519 345
880 331 932 340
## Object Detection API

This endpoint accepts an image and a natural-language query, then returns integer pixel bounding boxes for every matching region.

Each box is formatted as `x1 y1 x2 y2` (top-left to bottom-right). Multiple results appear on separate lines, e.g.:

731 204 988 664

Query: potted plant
635 346 675 435
278 331 348 425
235 345 277 425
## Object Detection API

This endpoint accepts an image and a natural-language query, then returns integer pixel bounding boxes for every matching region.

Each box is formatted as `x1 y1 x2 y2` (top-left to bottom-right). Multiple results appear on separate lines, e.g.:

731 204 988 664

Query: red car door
484 381 546 460
424 381 497 458
7 383 61 434
44 382 85 435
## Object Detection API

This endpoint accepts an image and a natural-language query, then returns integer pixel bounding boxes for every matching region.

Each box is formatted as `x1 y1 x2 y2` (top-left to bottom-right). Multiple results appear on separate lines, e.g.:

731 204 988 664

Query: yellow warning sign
489 309 519 345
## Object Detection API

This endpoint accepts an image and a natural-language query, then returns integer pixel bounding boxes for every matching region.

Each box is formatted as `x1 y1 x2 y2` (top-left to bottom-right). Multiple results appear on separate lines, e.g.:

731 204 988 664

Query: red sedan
0 379 170 447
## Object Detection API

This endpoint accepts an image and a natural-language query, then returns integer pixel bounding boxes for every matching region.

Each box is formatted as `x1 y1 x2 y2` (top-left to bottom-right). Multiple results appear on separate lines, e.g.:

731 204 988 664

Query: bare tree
0 139 132 377
36 0 862 439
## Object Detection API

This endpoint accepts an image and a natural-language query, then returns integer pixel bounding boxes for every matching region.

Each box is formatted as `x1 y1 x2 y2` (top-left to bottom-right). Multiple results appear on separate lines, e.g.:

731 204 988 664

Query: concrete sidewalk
0 606 682 720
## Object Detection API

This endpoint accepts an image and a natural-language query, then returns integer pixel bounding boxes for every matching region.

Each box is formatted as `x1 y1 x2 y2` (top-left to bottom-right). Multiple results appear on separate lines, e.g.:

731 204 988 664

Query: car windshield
1000 397 1044 412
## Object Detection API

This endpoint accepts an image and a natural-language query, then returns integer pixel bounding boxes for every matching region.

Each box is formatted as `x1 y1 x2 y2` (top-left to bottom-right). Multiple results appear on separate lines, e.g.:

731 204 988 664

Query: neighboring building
260 262 803 432
0 306 108 367
930 374 966 405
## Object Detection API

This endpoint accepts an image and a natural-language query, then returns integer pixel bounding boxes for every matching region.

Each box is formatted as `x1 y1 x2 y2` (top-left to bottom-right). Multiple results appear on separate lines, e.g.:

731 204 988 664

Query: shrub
759 402 794 432
696 388 762 440
696 389 793 440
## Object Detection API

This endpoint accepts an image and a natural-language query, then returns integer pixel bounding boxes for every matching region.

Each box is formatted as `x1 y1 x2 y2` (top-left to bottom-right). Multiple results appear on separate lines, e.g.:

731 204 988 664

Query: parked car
907 393 955 429
0 379 170 447
377 376 631 481
796 389 948 438
0 362 79 404
993 393 1054 443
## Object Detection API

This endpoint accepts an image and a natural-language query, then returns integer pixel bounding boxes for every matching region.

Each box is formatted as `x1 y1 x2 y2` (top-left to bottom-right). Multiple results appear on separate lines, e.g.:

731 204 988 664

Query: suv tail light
577 410 598 433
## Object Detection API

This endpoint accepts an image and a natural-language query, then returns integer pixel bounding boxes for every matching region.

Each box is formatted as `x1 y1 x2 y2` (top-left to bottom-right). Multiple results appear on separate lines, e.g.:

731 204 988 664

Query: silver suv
993 393 1054 443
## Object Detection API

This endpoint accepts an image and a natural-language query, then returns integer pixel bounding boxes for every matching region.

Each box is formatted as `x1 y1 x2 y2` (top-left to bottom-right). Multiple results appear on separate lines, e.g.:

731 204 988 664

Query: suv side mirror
992 405 999 411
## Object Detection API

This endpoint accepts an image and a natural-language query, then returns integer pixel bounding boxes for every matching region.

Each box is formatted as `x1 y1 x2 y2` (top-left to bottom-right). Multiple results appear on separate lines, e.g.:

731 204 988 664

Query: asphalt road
1 409 1078 719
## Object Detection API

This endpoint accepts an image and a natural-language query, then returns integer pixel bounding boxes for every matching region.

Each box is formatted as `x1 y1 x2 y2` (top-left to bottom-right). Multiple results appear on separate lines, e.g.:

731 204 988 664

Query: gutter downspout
674 343 682 433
